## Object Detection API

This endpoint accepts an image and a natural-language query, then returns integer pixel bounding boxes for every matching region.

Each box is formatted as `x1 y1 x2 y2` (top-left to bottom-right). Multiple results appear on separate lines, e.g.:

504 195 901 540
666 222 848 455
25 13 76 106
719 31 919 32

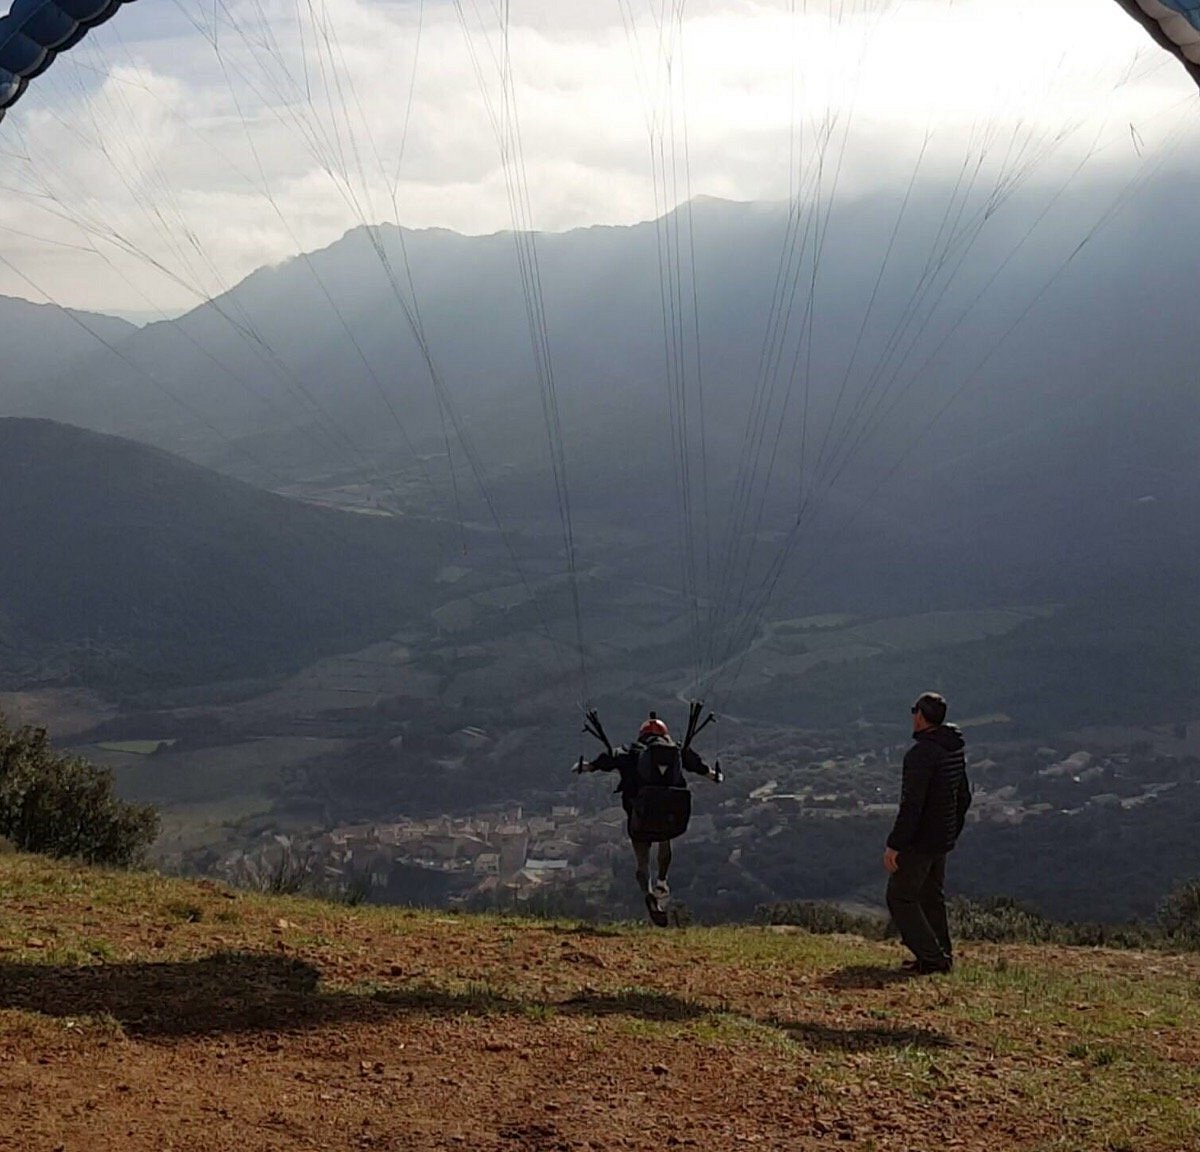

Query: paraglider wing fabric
0 0 136 122
1113 0 1200 89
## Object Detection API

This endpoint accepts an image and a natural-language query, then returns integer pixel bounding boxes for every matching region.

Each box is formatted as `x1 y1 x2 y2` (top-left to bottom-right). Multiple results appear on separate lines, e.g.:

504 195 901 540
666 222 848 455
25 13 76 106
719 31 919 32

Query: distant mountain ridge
3 188 1198 642
0 418 445 692
0 294 135 406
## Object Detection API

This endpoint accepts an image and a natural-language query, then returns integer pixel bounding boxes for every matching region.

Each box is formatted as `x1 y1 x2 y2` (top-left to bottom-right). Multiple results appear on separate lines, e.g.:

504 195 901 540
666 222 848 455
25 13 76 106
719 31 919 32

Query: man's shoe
901 958 952 974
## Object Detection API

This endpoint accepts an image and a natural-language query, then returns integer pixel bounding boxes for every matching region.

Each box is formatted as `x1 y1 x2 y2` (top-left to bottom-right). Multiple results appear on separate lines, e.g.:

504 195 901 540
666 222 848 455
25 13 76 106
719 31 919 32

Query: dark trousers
886 851 951 968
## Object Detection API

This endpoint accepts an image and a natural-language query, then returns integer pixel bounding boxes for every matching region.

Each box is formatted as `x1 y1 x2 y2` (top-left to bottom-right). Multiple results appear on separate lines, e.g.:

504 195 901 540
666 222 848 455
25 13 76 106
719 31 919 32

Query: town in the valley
200 724 1197 918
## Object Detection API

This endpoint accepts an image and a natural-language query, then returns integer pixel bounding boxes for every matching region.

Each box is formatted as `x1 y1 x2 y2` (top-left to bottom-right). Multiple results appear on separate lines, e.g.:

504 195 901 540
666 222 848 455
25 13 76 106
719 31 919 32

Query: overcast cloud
0 0 1196 314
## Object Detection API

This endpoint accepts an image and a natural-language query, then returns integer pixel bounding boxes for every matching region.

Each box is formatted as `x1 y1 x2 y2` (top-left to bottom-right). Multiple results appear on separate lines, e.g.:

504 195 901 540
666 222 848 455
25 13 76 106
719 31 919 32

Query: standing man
883 691 971 974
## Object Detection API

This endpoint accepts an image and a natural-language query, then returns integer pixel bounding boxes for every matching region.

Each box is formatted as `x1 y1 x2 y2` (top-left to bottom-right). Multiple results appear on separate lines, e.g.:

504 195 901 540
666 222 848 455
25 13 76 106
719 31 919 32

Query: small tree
0 714 158 866
1158 879 1200 949
231 841 319 895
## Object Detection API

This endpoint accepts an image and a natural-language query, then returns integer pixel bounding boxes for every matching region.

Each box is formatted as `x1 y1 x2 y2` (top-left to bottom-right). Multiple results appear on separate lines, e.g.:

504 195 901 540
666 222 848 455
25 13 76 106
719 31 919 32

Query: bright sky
0 0 1196 315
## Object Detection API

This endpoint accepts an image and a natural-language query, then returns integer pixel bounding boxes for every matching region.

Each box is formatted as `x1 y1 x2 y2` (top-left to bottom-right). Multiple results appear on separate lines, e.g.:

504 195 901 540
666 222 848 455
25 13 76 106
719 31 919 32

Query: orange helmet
638 712 669 740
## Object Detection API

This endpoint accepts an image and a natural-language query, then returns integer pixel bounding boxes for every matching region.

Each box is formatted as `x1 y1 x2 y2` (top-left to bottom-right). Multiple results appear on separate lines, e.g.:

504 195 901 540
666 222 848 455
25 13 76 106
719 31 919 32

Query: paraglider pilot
575 704 722 926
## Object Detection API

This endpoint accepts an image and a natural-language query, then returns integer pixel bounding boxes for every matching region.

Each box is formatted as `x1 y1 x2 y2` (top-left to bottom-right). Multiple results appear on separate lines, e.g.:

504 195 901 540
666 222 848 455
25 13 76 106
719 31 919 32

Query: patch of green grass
1065 1040 1123 1068
163 900 203 923
680 924 864 970
613 1016 666 1041
300 932 337 948
956 957 1077 999
1012 1066 1200 1151
878 1045 954 1098
61 1012 127 1040
520 1002 556 1022
79 938 117 962
368 978 517 1016
688 1011 795 1051
614 1011 750 1045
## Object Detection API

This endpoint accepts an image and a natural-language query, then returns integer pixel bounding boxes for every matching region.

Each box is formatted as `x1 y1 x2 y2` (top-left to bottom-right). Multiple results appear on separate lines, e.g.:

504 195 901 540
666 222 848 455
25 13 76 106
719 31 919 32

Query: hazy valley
2 190 1198 927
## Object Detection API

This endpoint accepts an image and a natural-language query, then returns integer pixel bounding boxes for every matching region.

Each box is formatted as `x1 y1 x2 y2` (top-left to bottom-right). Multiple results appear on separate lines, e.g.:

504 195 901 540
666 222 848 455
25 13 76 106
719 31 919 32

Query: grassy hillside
1 854 1197 1151
0 419 448 692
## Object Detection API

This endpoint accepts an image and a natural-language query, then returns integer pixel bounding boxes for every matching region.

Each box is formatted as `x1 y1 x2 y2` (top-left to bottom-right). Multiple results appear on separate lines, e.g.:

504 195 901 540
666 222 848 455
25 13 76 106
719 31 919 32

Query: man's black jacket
886 724 971 855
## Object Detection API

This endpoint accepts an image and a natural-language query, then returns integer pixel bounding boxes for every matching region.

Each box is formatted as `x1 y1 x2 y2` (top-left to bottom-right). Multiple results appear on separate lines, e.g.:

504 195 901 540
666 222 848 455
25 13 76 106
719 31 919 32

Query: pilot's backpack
629 737 691 840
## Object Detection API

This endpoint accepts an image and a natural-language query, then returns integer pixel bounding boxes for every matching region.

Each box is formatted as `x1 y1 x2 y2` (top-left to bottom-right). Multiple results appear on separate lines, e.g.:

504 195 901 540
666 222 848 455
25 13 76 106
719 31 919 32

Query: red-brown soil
1 857 1198 1151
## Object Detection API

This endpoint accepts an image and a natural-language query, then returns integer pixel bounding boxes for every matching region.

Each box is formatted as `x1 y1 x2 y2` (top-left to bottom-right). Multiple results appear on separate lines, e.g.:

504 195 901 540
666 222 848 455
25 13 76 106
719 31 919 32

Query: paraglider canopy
0 1 138 124
1113 1 1200 89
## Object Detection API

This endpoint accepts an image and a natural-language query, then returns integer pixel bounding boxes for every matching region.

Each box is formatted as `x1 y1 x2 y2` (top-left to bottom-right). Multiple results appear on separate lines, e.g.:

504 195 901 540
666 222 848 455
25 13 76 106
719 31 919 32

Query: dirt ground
2 860 1198 1151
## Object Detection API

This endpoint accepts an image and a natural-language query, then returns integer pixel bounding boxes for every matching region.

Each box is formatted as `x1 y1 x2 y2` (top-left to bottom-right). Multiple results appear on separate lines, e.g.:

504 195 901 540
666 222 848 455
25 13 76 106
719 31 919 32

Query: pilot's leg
632 838 652 895
655 840 672 898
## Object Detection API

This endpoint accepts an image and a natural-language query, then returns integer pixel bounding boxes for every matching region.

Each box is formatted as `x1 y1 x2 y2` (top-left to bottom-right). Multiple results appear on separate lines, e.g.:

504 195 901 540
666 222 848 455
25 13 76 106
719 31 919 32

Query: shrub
949 896 1162 950
948 895 1062 944
0 714 159 866
760 890 1200 953
1157 878 1200 947
230 842 319 895
755 900 887 938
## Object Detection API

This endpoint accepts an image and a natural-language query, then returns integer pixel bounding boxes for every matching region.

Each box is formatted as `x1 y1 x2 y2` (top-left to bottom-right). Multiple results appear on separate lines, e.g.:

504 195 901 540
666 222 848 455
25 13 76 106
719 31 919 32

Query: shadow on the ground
773 1019 953 1052
820 964 925 990
0 952 707 1037
559 989 707 1021
537 923 625 939
0 952 951 1048
0 952 328 1037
